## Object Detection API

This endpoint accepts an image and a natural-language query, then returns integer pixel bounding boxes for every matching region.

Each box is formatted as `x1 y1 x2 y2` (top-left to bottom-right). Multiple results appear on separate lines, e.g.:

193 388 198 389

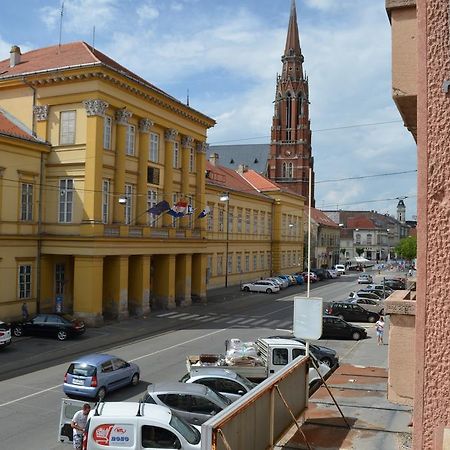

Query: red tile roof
0 110 38 142
311 207 340 228
347 216 376 229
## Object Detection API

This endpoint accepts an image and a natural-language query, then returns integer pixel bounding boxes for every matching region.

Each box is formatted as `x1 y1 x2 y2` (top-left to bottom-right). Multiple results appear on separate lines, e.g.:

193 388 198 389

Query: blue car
294 274 304 285
63 353 140 400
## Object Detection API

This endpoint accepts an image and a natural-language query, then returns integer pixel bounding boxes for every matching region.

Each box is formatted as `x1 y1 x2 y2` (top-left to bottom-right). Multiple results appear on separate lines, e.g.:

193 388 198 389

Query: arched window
287 162 293 178
286 93 292 129
297 93 303 116
282 162 287 178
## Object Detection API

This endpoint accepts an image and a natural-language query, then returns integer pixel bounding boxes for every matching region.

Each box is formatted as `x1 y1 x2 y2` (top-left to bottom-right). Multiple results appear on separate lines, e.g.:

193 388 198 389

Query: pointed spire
284 0 302 59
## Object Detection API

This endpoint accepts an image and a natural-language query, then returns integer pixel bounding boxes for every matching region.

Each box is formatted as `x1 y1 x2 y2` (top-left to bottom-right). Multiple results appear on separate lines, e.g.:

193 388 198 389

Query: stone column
128 255 151 316
137 119 153 225
113 109 132 224
180 135 193 228
82 99 109 231
103 255 129 320
191 253 207 303
162 129 178 227
175 254 192 306
194 142 207 232
153 254 176 309
73 255 103 326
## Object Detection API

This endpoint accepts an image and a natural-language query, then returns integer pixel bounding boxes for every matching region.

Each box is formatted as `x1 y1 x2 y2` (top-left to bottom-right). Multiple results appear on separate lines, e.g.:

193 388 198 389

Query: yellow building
0 42 215 324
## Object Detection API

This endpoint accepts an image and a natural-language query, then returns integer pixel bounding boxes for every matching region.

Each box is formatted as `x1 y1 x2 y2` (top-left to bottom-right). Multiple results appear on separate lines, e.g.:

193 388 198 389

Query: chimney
10 45 21 67
237 164 248 174
209 153 219 166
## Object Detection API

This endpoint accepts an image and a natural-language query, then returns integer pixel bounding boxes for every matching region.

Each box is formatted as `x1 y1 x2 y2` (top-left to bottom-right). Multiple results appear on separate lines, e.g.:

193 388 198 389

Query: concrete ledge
385 290 416 315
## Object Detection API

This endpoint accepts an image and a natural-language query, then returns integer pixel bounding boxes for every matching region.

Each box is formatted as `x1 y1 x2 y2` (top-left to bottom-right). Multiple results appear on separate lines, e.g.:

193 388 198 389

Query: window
267 213 272 235
287 162 293 178
173 142 180 168
228 207 234 232
55 263 65 296
355 233 361 245
18 264 32 299
260 252 265 269
125 184 133 224
147 190 158 226
207 255 213 279
207 204 214 231
147 167 160 185
126 124 135 156
253 253 257 270
103 115 112 150
60 110 76 145
253 211 258 234
267 253 271 270
237 254 242 273
245 209 250 233
245 254 250 272
227 254 233 274
286 93 292 131
282 162 287 178
260 212 265 235
189 147 195 172
367 234 373 245
293 348 306 359
217 254 223 276
237 208 242 233
273 348 288 365
149 132 159 162
20 183 33 221
282 252 286 267
282 215 287 236
102 179 110 224
218 207 224 232
59 179 74 223
142 425 180 449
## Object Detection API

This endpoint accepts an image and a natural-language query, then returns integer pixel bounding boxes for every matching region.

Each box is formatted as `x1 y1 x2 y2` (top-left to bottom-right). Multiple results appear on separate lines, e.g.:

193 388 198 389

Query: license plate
72 378 84 386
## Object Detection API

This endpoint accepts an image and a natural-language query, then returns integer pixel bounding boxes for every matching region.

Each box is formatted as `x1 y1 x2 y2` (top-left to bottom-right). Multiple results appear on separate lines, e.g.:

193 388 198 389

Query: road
0 273 388 450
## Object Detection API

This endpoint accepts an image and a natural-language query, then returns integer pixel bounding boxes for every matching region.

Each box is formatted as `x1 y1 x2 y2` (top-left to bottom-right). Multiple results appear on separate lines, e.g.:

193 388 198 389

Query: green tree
355 247 365 257
395 236 417 260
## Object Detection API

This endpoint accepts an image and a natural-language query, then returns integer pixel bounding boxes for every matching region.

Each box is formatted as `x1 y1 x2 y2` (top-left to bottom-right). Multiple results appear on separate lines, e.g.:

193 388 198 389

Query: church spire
283 0 302 60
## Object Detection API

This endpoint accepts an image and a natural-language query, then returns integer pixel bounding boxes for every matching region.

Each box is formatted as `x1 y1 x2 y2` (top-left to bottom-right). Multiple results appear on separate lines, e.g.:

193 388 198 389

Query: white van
59 399 201 449
334 264 346 275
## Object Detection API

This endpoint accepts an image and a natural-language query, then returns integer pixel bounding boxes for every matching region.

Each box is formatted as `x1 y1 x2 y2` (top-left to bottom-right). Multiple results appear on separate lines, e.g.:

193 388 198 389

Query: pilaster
103 255 129 320
163 129 178 227
180 135 193 228
137 118 153 225
175 254 192 306
192 253 207 304
153 254 176 309
195 142 207 232
129 255 151 316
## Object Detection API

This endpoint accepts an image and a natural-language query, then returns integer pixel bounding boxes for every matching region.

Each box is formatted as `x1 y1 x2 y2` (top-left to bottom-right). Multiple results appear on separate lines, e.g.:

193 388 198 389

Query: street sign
293 296 323 340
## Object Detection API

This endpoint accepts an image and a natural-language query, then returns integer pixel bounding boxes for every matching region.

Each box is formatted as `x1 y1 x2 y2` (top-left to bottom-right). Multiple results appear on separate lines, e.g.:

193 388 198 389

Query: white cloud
137 1 160 21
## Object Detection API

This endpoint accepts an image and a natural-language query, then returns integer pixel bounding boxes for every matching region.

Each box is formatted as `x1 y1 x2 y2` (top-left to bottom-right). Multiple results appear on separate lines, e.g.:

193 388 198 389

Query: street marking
156 312 179 318
0 384 62 407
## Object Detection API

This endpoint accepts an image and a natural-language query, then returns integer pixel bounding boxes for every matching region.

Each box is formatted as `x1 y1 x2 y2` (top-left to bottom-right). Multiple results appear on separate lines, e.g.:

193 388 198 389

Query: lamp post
220 192 230 288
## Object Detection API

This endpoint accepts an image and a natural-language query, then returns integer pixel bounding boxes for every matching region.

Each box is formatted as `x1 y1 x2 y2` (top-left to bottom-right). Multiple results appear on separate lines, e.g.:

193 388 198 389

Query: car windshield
207 388 233 406
169 413 201 445
234 372 256 390
67 363 96 377
61 314 76 322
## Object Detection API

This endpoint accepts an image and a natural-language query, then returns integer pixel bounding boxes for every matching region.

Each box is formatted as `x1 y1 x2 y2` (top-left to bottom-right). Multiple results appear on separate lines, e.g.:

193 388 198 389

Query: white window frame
253 211 258 234
20 183 33 221
173 142 180 168
18 264 32 299
260 252 265 269
245 254 250 272
60 110 76 145
149 133 159 163
103 115 112 150
125 184 134 224
245 209 250 234
227 254 233 274
237 254 242 273
59 179 74 223
126 124 136 156
207 204 214 231
102 179 110 224
218 207 224 232
253 253 257 270
237 208 242 233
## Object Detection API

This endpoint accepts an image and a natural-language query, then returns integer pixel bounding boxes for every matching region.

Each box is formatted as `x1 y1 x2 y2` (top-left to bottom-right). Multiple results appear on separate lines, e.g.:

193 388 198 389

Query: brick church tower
267 0 315 206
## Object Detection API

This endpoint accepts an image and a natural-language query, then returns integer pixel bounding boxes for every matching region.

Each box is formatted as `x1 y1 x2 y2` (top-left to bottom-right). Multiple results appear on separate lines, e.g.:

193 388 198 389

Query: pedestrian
376 316 385 345
71 403 91 450
21 302 29 320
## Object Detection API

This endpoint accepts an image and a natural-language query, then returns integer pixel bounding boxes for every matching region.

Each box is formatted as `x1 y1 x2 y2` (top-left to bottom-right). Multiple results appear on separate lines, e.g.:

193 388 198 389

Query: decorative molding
83 99 109 117
33 105 49 122
164 128 178 141
196 142 208 153
0 166 5 177
139 118 154 133
115 109 132 125
181 135 194 148
17 169 39 180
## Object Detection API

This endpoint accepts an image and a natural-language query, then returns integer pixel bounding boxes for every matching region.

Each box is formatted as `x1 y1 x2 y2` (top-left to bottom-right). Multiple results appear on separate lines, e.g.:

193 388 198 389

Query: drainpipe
23 78 43 313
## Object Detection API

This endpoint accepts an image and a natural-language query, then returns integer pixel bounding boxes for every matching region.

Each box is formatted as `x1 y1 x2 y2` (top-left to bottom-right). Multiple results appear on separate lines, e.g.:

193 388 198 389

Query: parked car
360 287 391 299
343 298 384 315
365 284 394 295
324 301 379 323
293 274 304 285
0 321 11 348
311 268 329 281
143 382 232 426
277 275 296 286
334 264 346 275
63 353 140 400
180 368 256 402
300 272 318 283
322 315 367 340
383 279 406 290
357 273 373 284
327 269 339 279
266 277 288 289
349 291 382 301
241 280 280 294
11 313 85 341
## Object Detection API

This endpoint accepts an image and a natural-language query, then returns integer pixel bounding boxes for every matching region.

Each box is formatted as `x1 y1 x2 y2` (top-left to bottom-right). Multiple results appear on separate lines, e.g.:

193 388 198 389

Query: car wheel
367 315 377 323
352 331 361 340
243 286 250 292
337 314 345 320
57 330 68 341
131 373 140 386
12 326 23 337
266 288 272 294
321 357 333 367
97 387 107 401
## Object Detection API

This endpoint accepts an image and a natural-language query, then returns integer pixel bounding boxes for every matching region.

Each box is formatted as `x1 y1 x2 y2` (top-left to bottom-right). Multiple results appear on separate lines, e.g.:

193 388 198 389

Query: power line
316 169 417 184
320 195 417 210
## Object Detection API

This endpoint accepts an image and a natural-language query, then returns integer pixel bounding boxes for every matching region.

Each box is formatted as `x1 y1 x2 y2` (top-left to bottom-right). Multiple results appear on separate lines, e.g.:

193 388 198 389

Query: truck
186 337 332 386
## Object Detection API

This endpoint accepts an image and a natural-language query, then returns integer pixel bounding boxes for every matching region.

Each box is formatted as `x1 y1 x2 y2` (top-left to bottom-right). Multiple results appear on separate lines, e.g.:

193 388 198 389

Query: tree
395 236 417 260
355 247 365 257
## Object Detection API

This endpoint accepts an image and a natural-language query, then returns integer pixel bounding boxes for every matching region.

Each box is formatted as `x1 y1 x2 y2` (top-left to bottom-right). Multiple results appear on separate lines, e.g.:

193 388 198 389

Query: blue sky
0 0 417 219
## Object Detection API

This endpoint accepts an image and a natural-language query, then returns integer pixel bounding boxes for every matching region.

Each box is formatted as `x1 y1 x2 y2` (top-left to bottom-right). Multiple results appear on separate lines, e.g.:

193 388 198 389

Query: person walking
376 316 385 345
21 302 29 320
71 403 91 450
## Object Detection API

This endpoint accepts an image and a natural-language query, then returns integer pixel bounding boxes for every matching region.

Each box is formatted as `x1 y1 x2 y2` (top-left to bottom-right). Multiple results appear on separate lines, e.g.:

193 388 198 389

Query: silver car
348 297 384 315
180 368 256 402
241 280 280 294
143 382 232 425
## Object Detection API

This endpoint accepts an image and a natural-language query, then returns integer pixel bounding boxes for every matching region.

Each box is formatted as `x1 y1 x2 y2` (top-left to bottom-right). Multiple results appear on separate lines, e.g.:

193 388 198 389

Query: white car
334 264 346 275
348 298 384 315
0 321 11 348
241 280 280 294
327 269 339 278
266 277 288 289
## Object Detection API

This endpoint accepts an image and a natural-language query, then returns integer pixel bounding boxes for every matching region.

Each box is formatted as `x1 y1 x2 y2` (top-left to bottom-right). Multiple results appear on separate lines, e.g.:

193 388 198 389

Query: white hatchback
241 280 280 294
334 264 346 275
0 321 11 348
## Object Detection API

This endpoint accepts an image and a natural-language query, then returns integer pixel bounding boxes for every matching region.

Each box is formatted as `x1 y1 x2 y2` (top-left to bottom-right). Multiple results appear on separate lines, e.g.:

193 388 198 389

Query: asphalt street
0 272 389 450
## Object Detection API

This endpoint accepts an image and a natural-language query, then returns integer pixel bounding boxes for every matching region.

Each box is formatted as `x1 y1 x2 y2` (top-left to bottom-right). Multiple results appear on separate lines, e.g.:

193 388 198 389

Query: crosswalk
155 311 293 329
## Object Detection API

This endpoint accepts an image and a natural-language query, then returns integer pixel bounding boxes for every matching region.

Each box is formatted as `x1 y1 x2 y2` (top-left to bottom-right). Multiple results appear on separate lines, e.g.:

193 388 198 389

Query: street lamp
220 192 230 288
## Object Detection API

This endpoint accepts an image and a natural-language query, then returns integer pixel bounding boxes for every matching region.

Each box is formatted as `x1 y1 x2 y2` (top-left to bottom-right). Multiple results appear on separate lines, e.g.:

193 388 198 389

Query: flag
197 206 210 218
186 204 194 215
148 200 170 215
167 200 189 217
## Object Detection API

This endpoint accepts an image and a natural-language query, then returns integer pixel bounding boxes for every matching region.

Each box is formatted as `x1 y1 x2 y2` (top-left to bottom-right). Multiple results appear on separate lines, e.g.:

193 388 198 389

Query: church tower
267 0 315 205
397 199 406 224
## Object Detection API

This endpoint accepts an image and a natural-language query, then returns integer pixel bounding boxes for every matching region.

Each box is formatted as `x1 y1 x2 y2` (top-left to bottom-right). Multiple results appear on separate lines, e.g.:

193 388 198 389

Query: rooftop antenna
58 0 65 53
92 25 96 50
186 88 190 106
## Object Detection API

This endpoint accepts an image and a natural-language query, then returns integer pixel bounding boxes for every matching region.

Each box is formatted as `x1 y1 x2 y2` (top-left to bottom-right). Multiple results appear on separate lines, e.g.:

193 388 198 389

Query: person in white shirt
71 403 91 449
376 316 385 345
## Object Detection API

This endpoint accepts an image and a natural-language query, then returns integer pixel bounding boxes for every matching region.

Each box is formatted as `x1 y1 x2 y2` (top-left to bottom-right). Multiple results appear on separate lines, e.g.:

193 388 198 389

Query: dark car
360 287 391 299
383 279 406 290
12 313 85 341
322 315 367 340
311 268 329 281
324 301 379 323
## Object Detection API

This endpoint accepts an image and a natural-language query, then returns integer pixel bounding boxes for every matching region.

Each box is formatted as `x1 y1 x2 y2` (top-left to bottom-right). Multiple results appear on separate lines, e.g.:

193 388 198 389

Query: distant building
309 208 340 268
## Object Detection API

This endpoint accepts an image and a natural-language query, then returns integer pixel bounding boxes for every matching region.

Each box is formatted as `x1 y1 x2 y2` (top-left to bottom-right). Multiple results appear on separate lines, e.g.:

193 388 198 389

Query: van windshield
169 414 200 444
67 363 96 377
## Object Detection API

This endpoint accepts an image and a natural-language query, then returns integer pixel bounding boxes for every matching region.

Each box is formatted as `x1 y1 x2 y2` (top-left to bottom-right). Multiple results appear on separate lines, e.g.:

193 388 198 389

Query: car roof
190 368 240 379
147 381 210 395
91 402 172 423
259 337 305 347
71 353 119 365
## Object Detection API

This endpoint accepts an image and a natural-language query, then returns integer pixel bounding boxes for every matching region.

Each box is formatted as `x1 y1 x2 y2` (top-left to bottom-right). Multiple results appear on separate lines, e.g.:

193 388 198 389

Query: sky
0 0 417 219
